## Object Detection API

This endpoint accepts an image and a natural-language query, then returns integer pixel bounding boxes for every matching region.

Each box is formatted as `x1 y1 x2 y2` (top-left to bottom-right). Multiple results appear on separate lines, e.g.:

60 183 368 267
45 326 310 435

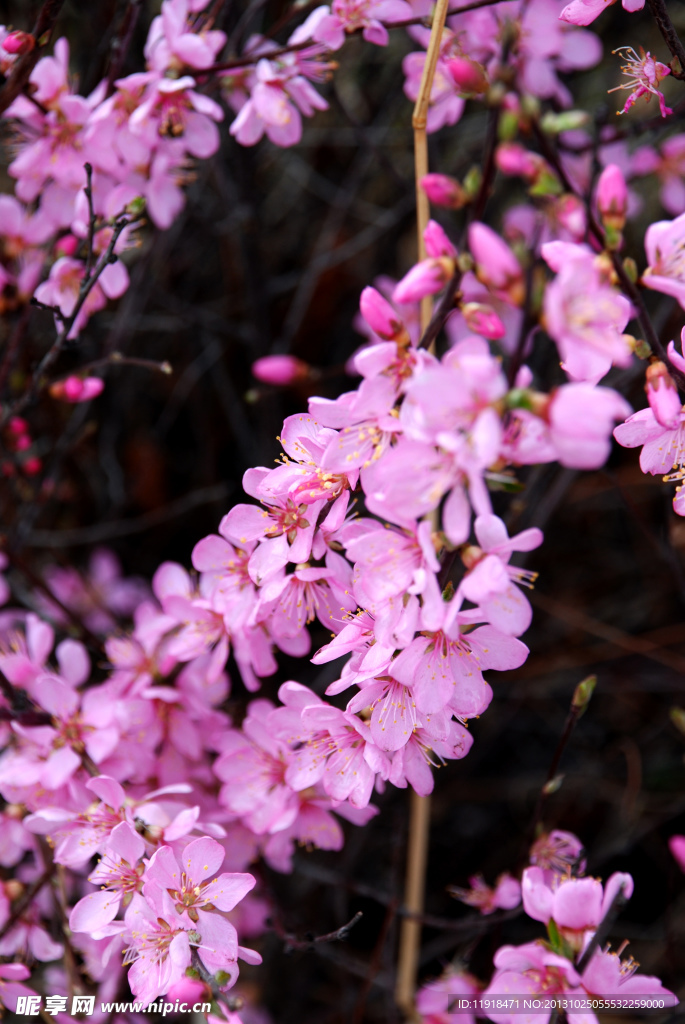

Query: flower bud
55 234 79 258
251 355 310 386
359 286 405 341
23 456 41 476
645 360 682 428
2 31 35 55
423 219 457 259
468 222 525 306
495 142 540 180
393 257 455 304
421 173 468 209
446 56 488 94
461 302 506 339
166 977 209 1004
8 417 28 436
597 164 628 232
554 194 586 240
49 375 105 403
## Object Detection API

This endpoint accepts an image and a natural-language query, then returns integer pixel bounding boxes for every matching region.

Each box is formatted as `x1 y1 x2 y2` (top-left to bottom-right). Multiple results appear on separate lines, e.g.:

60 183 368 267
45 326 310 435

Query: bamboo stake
395 2 449 1018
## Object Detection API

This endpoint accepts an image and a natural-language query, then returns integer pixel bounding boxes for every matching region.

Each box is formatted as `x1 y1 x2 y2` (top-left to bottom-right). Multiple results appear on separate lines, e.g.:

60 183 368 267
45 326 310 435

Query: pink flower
0 963 37 1014
560 0 643 26
313 0 412 50
613 405 685 477
451 873 521 915
632 135 685 215
145 836 256 915
643 211 685 308
541 242 632 382
417 969 479 1024
123 886 192 1006
69 821 146 933
609 47 672 118
144 0 227 73
522 866 633 944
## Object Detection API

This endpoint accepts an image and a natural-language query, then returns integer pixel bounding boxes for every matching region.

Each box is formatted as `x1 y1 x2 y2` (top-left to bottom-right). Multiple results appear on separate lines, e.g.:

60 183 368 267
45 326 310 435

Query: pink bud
55 235 79 258
23 456 41 476
462 302 506 339
596 164 628 231
421 173 467 209
393 257 455 304
446 56 488 94
166 977 210 1004
8 417 28 435
14 434 30 451
359 286 405 341
495 143 540 180
423 220 457 259
468 222 524 306
2 31 35 55
251 355 310 386
49 375 105 403
645 361 682 428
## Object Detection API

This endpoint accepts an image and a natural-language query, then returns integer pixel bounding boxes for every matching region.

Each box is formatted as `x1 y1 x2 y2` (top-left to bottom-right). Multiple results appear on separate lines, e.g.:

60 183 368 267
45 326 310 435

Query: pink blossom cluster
417 829 676 1024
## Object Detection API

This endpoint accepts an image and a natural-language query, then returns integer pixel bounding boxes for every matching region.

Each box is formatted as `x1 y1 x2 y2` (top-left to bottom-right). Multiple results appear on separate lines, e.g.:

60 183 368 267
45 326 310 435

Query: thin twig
83 163 96 279
106 0 143 92
3 214 134 424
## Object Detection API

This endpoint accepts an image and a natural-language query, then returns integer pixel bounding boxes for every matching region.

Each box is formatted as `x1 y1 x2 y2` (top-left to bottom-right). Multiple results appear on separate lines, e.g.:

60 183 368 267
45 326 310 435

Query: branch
275 911 364 953
3 214 134 425
0 0 66 116
83 163 96 279
575 885 628 974
106 0 144 93
646 0 685 79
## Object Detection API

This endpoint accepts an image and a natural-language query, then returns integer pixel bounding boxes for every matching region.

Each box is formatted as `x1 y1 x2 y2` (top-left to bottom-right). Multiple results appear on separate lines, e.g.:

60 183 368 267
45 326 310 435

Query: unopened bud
542 774 565 794
2 31 35 55
468 222 525 306
359 287 403 341
55 234 78 258
572 674 596 715
393 257 455 304
462 302 506 339
540 110 590 134
4 879 23 901
421 173 468 209
49 375 104 403
23 456 41 476
423 219 457 259
496 142 540 180
597 164 628 240
670 706 685 736
251 355 310 386
645 360 682 428
166 977 208 1003
446 56 488 94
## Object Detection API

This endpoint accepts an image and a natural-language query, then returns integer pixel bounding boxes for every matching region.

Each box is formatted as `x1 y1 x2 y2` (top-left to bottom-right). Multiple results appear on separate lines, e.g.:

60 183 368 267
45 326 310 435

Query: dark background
0 1 684 1021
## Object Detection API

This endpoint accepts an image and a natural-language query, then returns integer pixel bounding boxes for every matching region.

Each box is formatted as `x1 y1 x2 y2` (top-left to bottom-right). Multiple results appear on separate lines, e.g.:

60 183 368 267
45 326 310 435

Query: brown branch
576 885 628 974
277 911 364 952
646 0 685 79
0 0 66 116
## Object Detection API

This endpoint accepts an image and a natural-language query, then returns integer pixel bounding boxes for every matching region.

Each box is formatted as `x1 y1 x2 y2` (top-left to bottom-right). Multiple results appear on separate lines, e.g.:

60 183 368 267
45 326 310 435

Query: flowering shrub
0 0 683 1020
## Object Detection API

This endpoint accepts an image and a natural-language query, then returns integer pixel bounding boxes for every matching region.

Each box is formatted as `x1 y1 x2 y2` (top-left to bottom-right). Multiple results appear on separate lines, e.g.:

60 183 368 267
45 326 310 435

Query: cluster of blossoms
417 829 676 1024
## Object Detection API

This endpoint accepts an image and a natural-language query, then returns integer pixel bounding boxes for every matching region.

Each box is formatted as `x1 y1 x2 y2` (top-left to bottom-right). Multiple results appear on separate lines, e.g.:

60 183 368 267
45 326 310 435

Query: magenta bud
55 234 78 258
423 219 457 259
50 376 105 403
251 354 310 386
421 173 467 209
468 222 524 306
8 417 28 435
23 456 41 475
446 56 488 94
165 977 209 1004
462 302 506 339
392 257 455 304
645 361 682 428
3 31 35 55
597 164 628 231
359 286 405 340
495 142 540 180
